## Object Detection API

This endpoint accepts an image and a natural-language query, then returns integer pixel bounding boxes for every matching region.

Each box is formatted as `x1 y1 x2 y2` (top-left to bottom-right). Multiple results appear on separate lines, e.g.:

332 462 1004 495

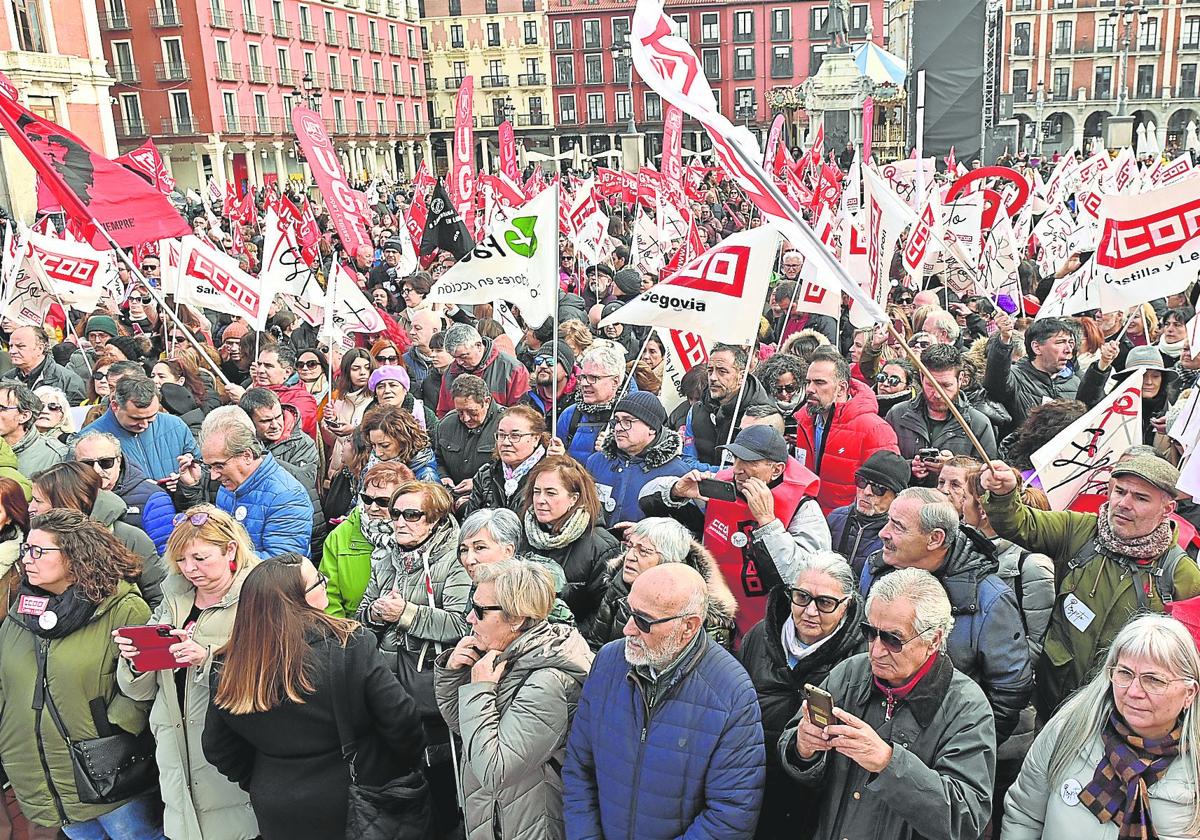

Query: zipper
627 680 651 838
35 639 69 825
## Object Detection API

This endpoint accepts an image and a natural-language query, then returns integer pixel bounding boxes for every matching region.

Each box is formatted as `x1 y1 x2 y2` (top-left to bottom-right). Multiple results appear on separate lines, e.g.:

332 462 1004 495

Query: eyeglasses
206 452 247 472
911 340 933 350
495 431 535 442
621 540 658 562
305 571 329 595
401 287 419 296
773 383 800 397
875 373 903 387
297 359 323 370
611 416 637 431
376 353 399 365
136 296 154 305
42 403 63 413
390 507 427 523
788 588 850 614
860 621 932 653
578 373 617 386
532 355 558 368
19 544 64 560
360 492 391 509
0 405 20 413
896 296 914 305
173 512 211 528
1108 665 1195 696
79 456 119 470
618 597 694 634
471 601 504 621
854 476 890 496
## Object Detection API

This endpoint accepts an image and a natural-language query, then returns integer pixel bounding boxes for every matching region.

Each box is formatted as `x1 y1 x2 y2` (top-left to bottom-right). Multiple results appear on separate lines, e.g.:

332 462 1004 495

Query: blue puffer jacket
826 503 887 577
113 460 176 556
215 453 312 557
80 410 200 481
563 636 765 840
585 429 689 528
556 403 611 464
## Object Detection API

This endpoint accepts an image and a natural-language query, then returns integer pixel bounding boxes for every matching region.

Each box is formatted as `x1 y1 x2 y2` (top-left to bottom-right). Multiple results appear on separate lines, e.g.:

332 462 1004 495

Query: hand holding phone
805 683 836 728
113 625 180 672
698 478 738 503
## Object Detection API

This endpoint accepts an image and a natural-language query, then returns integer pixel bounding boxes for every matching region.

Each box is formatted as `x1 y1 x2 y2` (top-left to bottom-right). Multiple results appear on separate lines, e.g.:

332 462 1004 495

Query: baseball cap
718 425 788 463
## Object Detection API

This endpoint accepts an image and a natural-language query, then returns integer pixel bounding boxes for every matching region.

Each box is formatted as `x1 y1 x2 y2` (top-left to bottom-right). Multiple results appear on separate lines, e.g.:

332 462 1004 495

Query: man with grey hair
74 431 176 555
79 375 200 480
564 563 766 840
0 382 65 476
861 486 1032 740
780 567 996 840
555 343 627 462
436 322 528 417
2 324 85 403
176 406 312 556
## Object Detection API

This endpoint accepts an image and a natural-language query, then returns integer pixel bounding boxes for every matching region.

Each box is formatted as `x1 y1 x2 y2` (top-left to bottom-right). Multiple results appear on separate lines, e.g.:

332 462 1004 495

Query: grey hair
450 374 490 404
896 487 960 536
475 558 556 624
442 323 482 354
627 517 692 564
114 376 158 409
580 343 627 378
0 382 41 430
73 431 122 455
923 309 961 342
1045 614 1200 833
238 387 281 417
865 568 954 651
791 551 859 599
199 406 264 458
459 508 522 549
260 342 297 371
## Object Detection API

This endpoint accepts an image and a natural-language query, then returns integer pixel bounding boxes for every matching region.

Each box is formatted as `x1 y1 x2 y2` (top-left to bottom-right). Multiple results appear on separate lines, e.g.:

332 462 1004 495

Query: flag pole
552 182 561 433
719 345 755 470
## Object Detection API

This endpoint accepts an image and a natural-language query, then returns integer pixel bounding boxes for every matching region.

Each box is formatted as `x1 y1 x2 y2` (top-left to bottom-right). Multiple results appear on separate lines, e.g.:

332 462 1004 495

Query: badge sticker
38 610 58 630
731 532 749 548
16 594 49 616
1062 594 1096 633
1060 779 1082 806
234 505 248 522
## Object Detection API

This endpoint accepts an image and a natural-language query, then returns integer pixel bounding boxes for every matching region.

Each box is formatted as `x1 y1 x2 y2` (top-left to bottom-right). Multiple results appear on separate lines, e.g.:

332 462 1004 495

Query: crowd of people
0 151 1195 840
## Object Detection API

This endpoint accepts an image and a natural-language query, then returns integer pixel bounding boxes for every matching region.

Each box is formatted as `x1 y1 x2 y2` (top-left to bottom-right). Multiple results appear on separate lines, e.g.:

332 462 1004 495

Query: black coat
434 399 500 484
687 375 776 468
517 524 621 625
203 627 425 840
465 458 530 516
737 587 865 840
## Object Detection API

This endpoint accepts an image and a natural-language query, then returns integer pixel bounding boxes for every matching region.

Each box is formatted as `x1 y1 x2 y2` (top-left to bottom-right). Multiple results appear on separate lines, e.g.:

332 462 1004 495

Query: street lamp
610 39 637 135
504 94 515 127
1110 1 1146 117
291 71 323 111
1032 80 1048 154
736 97 756 128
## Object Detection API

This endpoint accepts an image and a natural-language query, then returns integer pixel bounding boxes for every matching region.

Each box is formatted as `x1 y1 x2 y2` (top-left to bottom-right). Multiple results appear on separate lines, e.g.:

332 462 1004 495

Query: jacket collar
869 652 955 728
600 426 682 468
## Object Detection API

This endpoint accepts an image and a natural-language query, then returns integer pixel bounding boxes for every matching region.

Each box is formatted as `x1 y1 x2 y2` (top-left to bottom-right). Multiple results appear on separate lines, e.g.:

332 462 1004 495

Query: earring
229 560 237 572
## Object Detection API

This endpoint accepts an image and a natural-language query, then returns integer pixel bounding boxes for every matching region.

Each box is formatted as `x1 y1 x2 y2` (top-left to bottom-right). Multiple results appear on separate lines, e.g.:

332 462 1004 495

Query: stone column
404 141 415 177
244 141 259 187
368 140 380 177
273 141 287 183
194 153 207 193
423 139 433 171
347 141 360 181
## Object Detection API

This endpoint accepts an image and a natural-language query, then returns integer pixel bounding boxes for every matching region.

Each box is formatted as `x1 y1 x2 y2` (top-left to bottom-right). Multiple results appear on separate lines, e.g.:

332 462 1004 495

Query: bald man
564 564 766 840
404 308 445 394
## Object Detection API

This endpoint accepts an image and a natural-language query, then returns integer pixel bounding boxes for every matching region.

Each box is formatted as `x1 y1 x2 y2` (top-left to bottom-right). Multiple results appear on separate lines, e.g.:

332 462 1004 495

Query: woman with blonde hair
114 505 260 840
1002 614 1200 839
33 385 74 445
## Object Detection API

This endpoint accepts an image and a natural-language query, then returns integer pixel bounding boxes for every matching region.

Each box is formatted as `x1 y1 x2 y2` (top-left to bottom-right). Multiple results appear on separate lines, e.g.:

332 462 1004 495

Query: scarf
780 614 844 667
10 582 99 640
1079 710 1182 840
502 445 545 497
359 510 398 570
1097 503 1176 560
576 389 617 418
1157 335 1186 358
522 506 592 552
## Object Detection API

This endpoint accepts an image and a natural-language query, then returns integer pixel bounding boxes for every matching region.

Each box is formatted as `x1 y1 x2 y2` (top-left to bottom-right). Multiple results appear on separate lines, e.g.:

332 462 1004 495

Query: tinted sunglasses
533 355 557 368
360 492 391 509
79 456 119 470
471 601 504 621
376 353 399 364
875 372 903 387
172 512 210 528
860 621 930 653
787 588 850 614
93 369 110 380
297 359 323 369
854 476 890 496
773 383 800 397
43 403 63 412
389 507 426 522
618 596 692 633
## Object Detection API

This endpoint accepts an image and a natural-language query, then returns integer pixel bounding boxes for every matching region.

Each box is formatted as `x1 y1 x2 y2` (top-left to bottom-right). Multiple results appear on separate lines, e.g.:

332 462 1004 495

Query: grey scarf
360 510 398 569
523 507 592 552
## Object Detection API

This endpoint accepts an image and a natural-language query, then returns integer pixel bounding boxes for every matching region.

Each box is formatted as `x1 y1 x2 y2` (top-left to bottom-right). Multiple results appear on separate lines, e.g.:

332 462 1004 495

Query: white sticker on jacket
1062 594 1096 633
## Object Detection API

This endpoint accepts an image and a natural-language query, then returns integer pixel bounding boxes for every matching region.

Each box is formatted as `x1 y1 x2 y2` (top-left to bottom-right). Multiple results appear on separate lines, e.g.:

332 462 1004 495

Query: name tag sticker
16 595 48 616
1063 594 1096 633
1060 779 1082 806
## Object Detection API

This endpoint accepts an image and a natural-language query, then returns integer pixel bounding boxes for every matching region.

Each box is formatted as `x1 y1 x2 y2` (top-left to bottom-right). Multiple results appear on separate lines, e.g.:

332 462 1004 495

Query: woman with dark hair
30 462 167 609
204 555 425 840
1158 306 1195 368
0 510 158 838
517 455 620 625
324 348 376 489
151 358 212 434
398 273 434 334
467 405 550 515
353 405 439 486
999 399 1089 472
295 348 330 402
872 357 917 416
756 352 808 439
0 476 29 620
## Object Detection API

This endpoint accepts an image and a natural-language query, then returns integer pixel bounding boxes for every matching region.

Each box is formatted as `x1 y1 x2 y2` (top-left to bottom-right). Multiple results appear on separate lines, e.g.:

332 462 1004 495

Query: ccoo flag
424 186 558 326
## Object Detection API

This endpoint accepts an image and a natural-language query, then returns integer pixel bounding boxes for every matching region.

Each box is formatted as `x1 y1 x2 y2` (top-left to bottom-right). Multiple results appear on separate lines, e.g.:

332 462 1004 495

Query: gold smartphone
805 683 835 728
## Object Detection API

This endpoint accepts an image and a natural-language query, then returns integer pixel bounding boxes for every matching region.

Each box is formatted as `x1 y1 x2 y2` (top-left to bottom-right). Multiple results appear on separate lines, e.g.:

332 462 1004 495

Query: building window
810 43 826 74
615 91 630 121
733 10 753 42
485 0 496 12
1138 17 1157 50
1013 22 1030 56
701 12 718 43
771 8 790 41
556 54 573 84
733 46 754 79
1097 17 1116 50
850 4 867 33
450 24 463 48
612 16 629 47
487 22 500 46
524 20 537 45
614 50 629 83
559 94 576 122
669 14 687 39
771 45 792 78
1095 65 1111 98
1052 67 1070 99
587 92 604 122
1184 17 1200 50
702 48 720 79
585 53 602 84
1136 64 1155 97
448 0 460 14
14 0 47 51
811 7 827 36
119 93 142 131
582 19 600 49
1182 63 1197 98
1012 68 1029 102
1053 20 1071 52
554 20 571 49
645 92 661 120
523 0 534 10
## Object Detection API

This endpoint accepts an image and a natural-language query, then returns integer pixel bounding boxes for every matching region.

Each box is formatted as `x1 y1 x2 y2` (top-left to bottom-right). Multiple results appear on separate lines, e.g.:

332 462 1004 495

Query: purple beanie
368 365 410 392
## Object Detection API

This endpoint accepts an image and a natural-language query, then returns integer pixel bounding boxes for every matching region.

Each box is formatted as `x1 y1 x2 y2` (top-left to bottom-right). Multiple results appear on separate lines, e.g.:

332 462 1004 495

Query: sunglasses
173 512 211 528
43 403 63 413
376 353 399 365
532 355 558 368
297 359 323 369
135 296 154 304
618 596 693 634
788 588 850 614
875 373 903 387
911 340 933 350
470 601 504 621
854 476 891 496
860 621 931 653
773 383 800 397
389 507 426 523
895 296 913 305
93 369 110 380
79 456 119 470
360 492 391 509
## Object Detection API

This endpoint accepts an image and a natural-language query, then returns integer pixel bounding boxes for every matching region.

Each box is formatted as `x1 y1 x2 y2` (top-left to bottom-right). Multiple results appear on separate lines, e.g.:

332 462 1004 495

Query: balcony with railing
517 73 546 86
478 115 500 127
222 115 246 134
328 71 345 90
325 27 341 46
356 119 370 134
425 77 437 90
326 118 348 135
444 76 464 88
115 118 146 138
348 32 362 49
154 61 190 81
372 78 386 94
518 112 548 126
299 23 318 41
160 115 199 135
149 5 182 27
366 0 380 10
248 64 270 83
389 38 402 55
214 61 241 81
407 44 418 58
254 114 273 134
243 12 263 32
430 116 444 129
101 11 131 30
210 6 232 27
481 75 509 88
278 67 296 86
272 18 291 37
392 80 407 95
110 62 139 84
351 75 367 91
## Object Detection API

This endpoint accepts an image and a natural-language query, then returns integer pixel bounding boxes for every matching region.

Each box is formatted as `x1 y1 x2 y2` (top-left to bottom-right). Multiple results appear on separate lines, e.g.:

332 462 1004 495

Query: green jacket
117 570 259 840
0 437 31 500
320 506 374 618
984 489 1200 718
0 581 151 827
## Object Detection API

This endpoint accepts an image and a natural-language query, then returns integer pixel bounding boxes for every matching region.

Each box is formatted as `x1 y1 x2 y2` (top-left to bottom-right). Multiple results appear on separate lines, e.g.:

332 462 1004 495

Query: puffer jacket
111 458 177 556
434 622 593 840
320 506 374 618
738 588 865 840
795 378 900 514
991 537 1055 659
556 399 616 464
437 338 530 416
983 336 1080 436
860 524 1033 741
583 540 738 651
215 453 312 557
885 393 998 462
80 407 201 481
826 504 886 577
562 634 766 840
10 427 66 477
778 653 996 840
435 399 500 484
0 581 151 827
266 373 318 439
116 569 259 840
91 489 167 609
267 404 319 489
517 523 621 625
0 438 30 499
586 428 689 528
683 376 776 471
465 456 538 516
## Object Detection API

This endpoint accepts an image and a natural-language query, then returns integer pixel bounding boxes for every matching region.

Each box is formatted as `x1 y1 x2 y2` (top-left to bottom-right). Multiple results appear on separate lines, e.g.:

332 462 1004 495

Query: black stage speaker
909 0 986 164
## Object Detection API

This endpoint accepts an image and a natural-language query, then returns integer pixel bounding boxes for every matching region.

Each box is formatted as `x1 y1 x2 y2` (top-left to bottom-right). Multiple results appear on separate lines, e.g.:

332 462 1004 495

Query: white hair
792 551 859 599
628 517 691 564
580 343 627 378
865 568 954 651
199 406 263 458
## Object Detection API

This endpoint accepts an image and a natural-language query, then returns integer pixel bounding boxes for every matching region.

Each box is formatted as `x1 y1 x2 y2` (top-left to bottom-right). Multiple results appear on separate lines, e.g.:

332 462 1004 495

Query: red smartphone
117 624 180 671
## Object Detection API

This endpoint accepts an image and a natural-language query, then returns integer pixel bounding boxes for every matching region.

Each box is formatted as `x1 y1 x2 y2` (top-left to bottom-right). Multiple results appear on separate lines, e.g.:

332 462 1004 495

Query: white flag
658 328 708 413
857 167 916 327
176 235 272 330
425 186 557 327
565 178 608 264
1030 371 1145 510
323 261 386 339
22 227 116 312
599 223 783 343
632 211 668 274
1 224 52 327
1037 261 1099 320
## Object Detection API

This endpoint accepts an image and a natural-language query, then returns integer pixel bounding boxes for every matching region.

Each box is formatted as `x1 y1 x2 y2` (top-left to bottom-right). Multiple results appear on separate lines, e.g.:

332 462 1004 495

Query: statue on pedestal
827 0 851 49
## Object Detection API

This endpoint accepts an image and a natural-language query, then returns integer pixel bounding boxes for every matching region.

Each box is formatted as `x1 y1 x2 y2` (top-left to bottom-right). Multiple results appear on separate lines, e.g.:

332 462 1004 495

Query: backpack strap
1153 545 1186 605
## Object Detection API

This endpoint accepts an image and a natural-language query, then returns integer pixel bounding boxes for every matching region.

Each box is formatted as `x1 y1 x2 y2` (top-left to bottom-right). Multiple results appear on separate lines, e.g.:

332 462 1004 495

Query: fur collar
600 426 683 469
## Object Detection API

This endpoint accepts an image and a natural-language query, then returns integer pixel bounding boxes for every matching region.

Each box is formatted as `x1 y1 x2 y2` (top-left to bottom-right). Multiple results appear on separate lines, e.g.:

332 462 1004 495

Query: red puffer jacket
794 378 899 514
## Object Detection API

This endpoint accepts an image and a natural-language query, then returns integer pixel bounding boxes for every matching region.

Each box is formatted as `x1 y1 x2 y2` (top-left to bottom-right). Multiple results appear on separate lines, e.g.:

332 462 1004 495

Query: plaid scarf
1096 503 1175 560
1079 710 1181 840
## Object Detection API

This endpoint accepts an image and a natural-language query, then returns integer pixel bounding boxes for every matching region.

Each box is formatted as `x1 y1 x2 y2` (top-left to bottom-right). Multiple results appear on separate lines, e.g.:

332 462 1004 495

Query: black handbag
325 466 356 522
329 644 433 840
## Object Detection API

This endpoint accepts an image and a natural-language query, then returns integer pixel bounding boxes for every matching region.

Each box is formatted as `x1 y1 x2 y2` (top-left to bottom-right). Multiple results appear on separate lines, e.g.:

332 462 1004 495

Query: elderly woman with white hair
1002 614 1199 840
33 385 73 444
554 343 627 463
434 558 594 840
583 516 738 651
780 567 997 840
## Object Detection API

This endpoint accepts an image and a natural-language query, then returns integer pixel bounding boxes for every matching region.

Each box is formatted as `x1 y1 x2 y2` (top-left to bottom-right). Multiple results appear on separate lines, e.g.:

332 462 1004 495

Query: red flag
764 114 787 173
810 164 842 212
498 121 519 183
0 71 187 249
223 183 237 218
292 106 373 258
945 146 957 173
862 96 874 164
414 159 435 193
115 139 176 196
808 125 824 172
448 76 476 223
661 105 684 205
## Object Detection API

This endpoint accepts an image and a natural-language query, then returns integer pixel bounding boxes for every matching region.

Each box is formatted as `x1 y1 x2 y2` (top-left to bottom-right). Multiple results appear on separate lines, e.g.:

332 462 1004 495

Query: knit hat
222 321 250 342
382 237 405 253
601 301 624 322
107 335 143 363
855 451 910 495
1111 453 1181 498
84 315 119 338
533 316 556 343
615 391 666 430
613 268 642 297
368 365 410 393
534 340 575 373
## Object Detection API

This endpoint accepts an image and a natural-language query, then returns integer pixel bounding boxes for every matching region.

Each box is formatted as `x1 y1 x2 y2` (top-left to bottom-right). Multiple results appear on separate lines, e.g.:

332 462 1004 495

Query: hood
705 373 774 419
760 583 865 668
499 620 593 686
600 426 682 469
90 488 130 527
160 382 200 416
835 377 884 423
451 338 499 377
684 539 739 625
10 427 41 454
278 403 301 442
113 457 151 496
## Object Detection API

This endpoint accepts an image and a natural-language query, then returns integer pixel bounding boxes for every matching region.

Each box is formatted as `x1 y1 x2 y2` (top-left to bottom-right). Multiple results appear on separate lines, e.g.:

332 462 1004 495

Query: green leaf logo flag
505 215 538 257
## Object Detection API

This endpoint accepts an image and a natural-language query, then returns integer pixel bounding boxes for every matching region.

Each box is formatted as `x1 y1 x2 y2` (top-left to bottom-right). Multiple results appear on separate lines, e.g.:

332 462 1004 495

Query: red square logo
671 244 749 296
